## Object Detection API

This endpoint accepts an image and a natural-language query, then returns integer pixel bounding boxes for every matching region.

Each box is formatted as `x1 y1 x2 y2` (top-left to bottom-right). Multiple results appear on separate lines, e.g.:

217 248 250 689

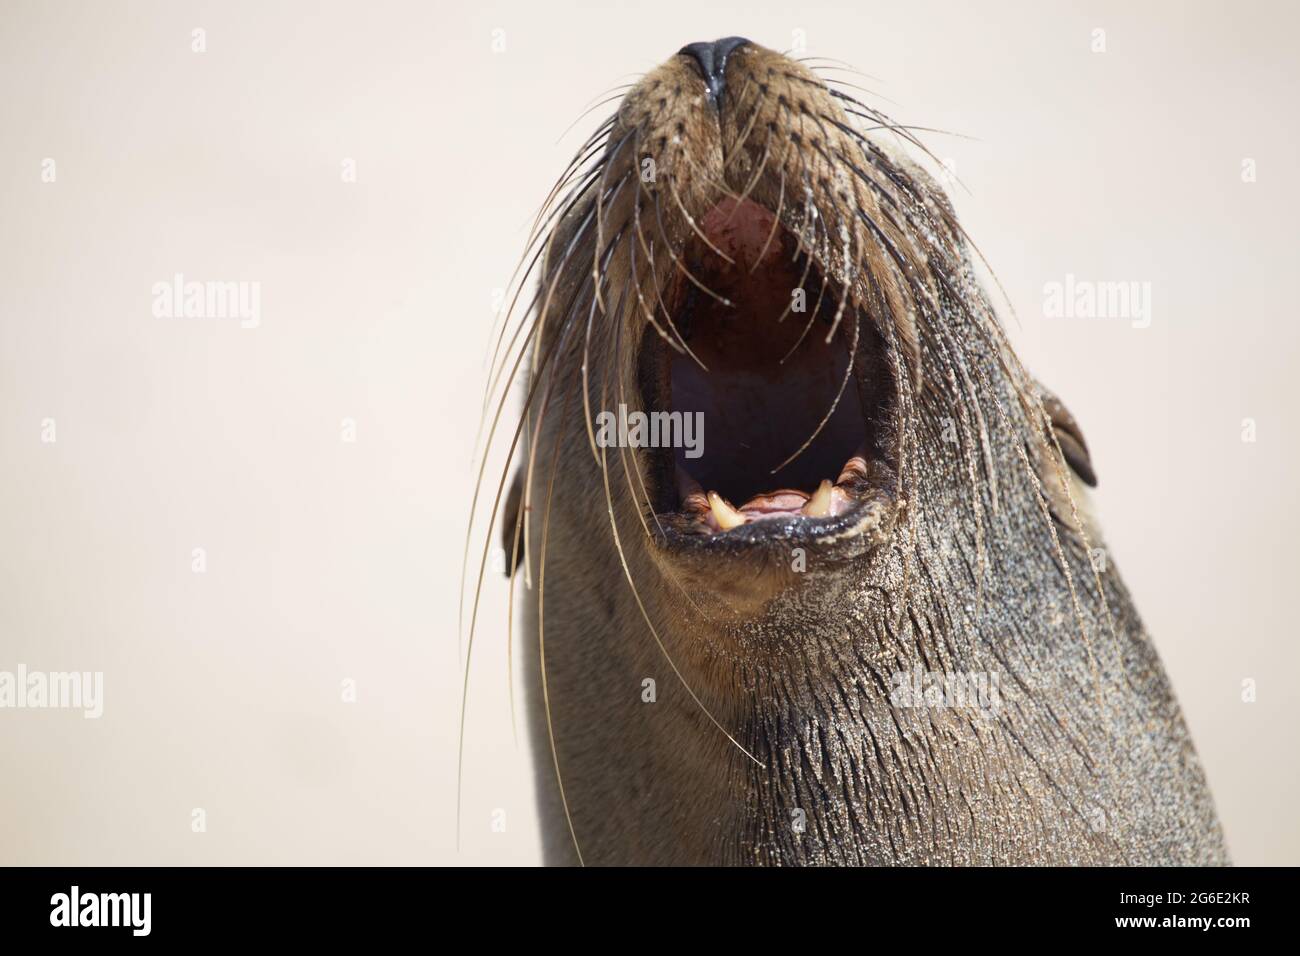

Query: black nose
677 36 750 107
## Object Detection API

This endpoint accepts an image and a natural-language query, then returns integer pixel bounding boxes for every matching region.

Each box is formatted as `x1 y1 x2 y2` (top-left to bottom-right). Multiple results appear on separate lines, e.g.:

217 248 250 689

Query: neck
521 458 1227 865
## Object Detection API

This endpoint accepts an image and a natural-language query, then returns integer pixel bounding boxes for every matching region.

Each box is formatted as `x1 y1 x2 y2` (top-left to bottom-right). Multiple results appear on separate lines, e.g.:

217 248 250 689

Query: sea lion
467 38 1228 865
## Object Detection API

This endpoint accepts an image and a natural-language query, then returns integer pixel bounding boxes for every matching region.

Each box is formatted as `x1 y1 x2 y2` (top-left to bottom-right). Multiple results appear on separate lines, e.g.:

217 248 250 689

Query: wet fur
469 43 1228 865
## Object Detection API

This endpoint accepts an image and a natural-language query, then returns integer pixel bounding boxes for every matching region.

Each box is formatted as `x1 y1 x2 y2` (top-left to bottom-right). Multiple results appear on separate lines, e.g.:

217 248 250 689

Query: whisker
652 187 733 307
751 168 786 272
581 204 632 464
554 91 632 145
770 281 860 474
668 175 735 266
597 436 765 769
537 386 586 865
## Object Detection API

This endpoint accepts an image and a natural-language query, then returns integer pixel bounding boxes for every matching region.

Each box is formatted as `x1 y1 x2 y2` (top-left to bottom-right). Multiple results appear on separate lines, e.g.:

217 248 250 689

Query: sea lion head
493 38 1071 628
474 40 1224 866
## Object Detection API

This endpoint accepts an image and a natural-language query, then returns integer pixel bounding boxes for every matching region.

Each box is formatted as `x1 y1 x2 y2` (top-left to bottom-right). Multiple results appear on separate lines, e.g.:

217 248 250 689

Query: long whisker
775 249 821 329
597 436 765 768
580 202 632 463
652 187 733 307
554 91 631 145
480 162 608 429
609 280 713 621
668 174 735 266
537 385 585 865
751 168 786 272
461 195 609 641
770 277 860 474
796 56 885 84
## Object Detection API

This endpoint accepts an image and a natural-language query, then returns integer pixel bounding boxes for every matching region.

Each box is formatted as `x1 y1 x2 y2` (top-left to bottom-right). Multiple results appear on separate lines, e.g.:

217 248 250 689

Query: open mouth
637 198 898 544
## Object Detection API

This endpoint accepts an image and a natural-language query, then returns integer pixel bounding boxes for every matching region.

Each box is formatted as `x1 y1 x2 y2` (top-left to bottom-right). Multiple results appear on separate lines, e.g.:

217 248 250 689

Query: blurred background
1 0 1295 865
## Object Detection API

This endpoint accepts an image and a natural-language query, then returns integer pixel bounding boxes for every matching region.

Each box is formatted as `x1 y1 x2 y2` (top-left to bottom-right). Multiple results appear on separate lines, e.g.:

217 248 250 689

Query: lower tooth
801 480 833 517
707 491 746 530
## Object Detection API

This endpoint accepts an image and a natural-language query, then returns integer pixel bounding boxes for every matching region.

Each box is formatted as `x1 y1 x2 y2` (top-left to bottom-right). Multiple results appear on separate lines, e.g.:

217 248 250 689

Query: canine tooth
801 480 833 518
707 491 746 530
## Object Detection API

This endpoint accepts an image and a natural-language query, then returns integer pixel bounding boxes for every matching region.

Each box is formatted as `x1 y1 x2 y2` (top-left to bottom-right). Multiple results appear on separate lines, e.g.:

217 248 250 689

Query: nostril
677 36 751 108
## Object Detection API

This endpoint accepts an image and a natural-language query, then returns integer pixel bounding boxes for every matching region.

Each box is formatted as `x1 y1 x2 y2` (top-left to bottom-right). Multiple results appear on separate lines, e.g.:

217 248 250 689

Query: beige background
0 0 1295 865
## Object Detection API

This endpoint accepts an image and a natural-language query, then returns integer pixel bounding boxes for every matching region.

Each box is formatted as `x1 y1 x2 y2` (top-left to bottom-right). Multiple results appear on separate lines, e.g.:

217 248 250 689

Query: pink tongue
738 490 810 517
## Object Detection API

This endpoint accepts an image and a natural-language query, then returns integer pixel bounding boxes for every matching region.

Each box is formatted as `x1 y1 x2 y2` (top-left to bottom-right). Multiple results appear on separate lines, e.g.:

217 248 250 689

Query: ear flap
500 467 525 577
1038 386 1097 488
